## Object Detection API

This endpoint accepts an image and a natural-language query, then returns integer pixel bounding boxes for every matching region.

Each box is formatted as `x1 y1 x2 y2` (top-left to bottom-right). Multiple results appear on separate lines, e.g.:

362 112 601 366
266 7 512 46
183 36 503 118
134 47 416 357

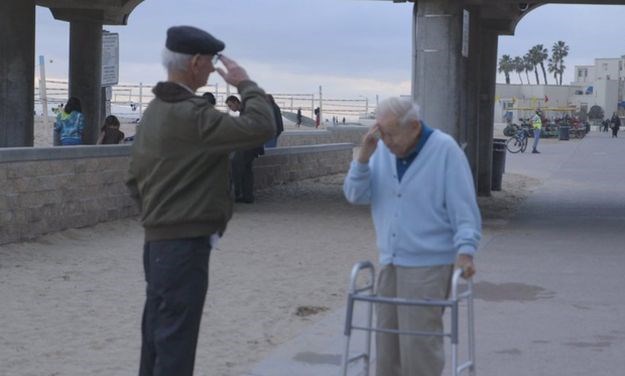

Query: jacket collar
153 81 197 103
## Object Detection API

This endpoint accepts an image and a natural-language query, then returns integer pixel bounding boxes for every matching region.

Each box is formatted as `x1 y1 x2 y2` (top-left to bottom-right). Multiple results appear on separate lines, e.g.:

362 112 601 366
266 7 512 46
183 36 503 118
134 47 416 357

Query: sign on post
102 32 119 87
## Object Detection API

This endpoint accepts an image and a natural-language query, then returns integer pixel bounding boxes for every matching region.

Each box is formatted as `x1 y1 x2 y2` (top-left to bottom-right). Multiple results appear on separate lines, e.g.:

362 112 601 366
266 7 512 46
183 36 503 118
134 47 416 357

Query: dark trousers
139 237 212 376
612 127 619 138
231 150 256 202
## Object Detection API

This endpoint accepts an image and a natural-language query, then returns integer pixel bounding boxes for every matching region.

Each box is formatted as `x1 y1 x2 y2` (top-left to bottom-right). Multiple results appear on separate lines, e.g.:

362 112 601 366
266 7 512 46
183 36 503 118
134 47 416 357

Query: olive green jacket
126 80 275 241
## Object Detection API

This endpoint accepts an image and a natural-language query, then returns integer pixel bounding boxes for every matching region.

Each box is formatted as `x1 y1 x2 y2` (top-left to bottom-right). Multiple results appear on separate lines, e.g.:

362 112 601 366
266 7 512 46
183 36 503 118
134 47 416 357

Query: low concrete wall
0 143 354 245
277 126 367 147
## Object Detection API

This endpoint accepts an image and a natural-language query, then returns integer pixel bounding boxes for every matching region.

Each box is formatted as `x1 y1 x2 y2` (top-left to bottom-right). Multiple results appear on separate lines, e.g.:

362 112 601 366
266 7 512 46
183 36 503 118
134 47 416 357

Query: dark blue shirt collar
396 123 433 182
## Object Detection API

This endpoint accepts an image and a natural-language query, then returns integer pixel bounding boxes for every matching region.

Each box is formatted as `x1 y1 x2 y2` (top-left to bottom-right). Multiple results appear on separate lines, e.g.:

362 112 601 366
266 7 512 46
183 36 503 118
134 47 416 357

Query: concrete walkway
246 132 625 376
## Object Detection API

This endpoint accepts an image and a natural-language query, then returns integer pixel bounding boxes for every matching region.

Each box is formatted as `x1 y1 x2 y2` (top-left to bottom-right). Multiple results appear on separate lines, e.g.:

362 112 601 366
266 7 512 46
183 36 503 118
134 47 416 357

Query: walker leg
342 295 355 376
342 333 351 376
363 299 373 376
467 283 476 375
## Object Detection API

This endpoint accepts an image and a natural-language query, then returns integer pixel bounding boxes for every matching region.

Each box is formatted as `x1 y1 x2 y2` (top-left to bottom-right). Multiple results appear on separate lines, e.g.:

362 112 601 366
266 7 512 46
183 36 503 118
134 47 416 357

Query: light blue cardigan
343 130 481 267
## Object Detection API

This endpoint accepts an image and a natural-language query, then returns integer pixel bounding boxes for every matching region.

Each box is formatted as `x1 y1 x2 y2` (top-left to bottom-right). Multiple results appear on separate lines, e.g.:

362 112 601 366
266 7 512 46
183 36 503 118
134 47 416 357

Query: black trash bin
559 125 570 140
492 138 506 191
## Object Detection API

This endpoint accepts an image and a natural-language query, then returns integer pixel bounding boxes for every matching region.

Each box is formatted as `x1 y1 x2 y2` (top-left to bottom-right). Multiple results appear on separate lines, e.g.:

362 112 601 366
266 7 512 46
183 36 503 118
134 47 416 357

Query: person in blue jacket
343 97 481 376
54 97 85 145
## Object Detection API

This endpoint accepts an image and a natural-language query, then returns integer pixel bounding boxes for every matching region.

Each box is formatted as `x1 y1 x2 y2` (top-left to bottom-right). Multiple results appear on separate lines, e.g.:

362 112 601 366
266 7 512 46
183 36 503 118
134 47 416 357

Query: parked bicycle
506 127 529 153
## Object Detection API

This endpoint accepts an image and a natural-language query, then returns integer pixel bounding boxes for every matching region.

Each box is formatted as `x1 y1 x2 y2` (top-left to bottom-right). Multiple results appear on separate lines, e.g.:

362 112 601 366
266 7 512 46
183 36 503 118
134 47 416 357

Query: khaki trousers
375 264 453 376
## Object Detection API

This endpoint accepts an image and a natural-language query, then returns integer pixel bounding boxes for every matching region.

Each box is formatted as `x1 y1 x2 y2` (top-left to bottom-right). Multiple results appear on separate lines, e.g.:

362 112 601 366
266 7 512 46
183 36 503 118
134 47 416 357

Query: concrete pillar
476 29 499 196
69 20 102 145
411 0 464 139
0 0 35 147
464 7 481 186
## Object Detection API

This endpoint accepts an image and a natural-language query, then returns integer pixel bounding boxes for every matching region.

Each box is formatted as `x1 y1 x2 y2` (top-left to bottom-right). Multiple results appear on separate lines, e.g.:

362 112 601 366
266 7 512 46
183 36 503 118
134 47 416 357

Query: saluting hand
215 55 250 87
357 124 380 164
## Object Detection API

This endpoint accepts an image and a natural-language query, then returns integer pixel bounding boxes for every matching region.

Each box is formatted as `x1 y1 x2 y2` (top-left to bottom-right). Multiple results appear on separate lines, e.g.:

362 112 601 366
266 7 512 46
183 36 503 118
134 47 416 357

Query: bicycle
505 127 528 153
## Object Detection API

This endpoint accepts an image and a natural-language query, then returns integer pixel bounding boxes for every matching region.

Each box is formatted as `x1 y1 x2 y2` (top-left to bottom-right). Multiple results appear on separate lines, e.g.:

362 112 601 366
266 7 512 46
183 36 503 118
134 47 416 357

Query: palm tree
529 44 549 85
547 56 558 84
513 56 525 84
558 62 567 85
498 54 514 84
523 53 535 84
551 41 570 85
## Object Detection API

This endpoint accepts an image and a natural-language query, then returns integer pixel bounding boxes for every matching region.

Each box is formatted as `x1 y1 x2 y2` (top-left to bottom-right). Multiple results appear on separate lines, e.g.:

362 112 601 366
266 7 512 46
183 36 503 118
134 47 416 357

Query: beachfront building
495 56 625 124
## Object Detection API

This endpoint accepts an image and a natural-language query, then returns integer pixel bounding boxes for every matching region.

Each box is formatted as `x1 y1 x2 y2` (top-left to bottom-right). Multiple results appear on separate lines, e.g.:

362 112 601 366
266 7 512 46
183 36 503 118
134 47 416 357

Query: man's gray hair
162 48 193 72
376 97 421 127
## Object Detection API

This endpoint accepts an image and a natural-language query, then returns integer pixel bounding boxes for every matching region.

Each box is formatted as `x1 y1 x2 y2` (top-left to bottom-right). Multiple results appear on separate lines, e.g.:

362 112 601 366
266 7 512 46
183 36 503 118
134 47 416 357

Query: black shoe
532 149 540 154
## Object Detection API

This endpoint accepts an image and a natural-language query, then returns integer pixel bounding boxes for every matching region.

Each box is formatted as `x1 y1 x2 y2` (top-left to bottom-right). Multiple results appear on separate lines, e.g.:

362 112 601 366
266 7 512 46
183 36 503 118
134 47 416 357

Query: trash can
492 138 506 191
559 125 570 140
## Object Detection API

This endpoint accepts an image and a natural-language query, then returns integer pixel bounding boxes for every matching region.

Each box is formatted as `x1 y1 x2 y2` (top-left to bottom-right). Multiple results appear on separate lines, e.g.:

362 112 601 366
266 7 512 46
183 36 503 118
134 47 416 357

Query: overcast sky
35 1 625 101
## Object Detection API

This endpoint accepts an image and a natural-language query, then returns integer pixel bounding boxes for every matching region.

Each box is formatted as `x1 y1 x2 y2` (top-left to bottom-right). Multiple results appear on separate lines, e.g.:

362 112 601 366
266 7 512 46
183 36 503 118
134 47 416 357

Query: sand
0 170 538 376
32 116 140 147
32 115 308 148
11 118 539 375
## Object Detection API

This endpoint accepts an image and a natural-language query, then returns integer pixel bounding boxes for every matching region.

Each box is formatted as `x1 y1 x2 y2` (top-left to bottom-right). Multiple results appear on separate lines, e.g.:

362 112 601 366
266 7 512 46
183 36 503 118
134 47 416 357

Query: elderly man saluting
343 97 481 376
126 26 275 376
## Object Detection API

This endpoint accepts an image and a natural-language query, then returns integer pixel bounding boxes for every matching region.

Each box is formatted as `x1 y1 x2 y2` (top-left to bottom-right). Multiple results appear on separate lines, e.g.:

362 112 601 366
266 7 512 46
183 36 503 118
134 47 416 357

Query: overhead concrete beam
36 0 122 9
37 0 143 25
48 8 130 25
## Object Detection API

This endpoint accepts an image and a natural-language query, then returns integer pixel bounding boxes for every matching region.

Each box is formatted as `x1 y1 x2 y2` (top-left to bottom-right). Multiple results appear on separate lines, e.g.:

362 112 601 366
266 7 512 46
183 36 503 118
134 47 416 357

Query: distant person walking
296 108 302 127
602 118 609 133
314 107 320 128
531 110 542 153
227 95 266 203
611 113 621 138
126 25 274 376
54 97 85 145
97 115 125 144
265 94 284 147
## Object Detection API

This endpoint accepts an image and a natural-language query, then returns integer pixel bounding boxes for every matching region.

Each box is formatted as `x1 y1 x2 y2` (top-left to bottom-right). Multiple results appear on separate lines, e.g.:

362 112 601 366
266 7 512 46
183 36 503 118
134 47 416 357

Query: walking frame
341 261 476 376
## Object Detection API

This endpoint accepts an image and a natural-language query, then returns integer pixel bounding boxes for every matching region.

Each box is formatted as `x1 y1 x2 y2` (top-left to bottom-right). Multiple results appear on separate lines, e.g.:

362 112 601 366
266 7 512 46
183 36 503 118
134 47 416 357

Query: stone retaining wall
277 126 367 147
0 142 354 245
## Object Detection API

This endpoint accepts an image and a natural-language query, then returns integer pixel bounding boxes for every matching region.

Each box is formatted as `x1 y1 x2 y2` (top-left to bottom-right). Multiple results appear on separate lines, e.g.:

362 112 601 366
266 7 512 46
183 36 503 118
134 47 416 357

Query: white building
496 56 625 124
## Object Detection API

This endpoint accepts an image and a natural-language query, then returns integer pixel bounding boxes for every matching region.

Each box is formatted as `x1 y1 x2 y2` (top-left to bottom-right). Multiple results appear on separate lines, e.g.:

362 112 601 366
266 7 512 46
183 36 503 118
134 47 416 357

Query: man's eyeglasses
211 53 221 65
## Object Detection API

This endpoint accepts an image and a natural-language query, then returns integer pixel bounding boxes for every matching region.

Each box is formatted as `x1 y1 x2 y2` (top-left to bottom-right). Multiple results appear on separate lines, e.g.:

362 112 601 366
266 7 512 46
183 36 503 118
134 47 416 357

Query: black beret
166 26 225 55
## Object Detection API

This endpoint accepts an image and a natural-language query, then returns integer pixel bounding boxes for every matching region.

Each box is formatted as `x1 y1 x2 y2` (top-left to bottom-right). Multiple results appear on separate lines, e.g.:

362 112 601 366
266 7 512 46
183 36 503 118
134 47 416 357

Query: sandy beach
32 114 306 148
5 118 543 375
33 116 140 147
0 169 537 376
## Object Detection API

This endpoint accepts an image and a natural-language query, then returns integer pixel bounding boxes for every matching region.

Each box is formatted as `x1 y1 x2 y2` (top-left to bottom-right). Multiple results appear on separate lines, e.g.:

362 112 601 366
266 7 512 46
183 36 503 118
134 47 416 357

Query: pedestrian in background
611 113 621 138
202 91 216 105
265 94 284 148
54 96 85 145
126 25 274 376
97 115 125 144
531 110 542 153
226 95 267 203
296 107 302 127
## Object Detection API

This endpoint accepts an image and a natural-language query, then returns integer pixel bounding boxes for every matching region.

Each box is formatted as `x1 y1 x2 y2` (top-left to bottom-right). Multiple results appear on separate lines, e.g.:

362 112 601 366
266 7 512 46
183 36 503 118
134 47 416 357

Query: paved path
247 132 625 376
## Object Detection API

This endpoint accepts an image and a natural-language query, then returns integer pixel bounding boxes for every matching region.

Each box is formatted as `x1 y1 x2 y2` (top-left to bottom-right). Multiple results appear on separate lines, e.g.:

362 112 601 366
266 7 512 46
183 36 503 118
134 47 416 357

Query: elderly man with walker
343 97 481 376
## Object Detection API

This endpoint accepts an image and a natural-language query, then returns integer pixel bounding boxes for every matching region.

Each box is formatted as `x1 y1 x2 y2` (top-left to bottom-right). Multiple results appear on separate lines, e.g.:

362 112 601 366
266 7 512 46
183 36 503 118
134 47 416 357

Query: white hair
161 48 193 73
376 97 421 127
